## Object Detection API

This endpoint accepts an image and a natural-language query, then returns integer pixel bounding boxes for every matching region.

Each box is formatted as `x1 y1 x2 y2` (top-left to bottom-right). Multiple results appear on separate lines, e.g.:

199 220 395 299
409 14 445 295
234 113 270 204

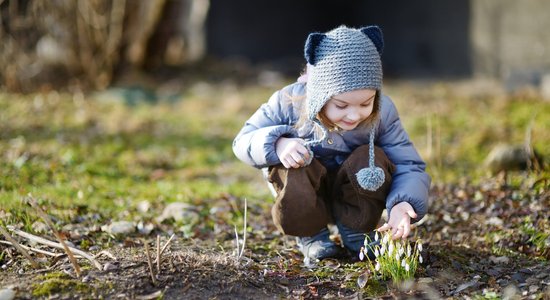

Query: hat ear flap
304 32 326 65
360 26 384 55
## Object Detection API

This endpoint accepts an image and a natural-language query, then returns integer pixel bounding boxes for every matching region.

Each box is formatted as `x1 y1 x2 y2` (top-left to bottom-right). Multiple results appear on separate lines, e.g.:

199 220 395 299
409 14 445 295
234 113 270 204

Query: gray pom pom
356 167 385 191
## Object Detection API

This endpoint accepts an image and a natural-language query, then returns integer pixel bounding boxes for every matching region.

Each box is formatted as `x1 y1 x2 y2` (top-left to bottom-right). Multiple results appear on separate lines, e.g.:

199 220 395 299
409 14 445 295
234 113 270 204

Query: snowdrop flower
419 255 423 264
359 248 365 261
407 245 412 257
374 231 379 241
399 247 404 256
388 243 394 255
374 248 380 258
401 259 406 267
417 242 423 252
405 263 410 272
382 234 389 245
380 245 386 255
375 262 380 271
395 252 400 261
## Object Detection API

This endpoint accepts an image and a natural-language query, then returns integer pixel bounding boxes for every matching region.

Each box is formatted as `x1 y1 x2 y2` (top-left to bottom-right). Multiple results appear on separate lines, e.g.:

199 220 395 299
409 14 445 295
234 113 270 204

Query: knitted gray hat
304 25 383 120
303 25 385 191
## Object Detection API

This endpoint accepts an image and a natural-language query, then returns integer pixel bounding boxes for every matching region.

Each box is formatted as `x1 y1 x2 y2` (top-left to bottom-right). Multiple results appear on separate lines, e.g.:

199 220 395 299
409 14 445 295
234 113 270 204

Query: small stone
82 275 92 283
0 289 16 300
102 221 135 235
502 285 520 299
418 277 434 284
157 202 199 223
137 222 154 235
528 285 539 293
489 256 510 264
103 262 118 272
137 200 150 213
31 221 49 233
88 245 101 252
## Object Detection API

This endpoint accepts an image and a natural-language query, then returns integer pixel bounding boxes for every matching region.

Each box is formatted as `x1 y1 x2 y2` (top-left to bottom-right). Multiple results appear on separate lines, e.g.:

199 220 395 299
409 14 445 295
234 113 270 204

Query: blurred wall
206 0 471 78
471 0 550 88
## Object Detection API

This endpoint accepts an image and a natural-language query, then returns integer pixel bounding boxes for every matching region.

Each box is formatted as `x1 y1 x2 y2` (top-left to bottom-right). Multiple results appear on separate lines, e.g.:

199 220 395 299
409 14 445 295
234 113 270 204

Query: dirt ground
1 177 549 299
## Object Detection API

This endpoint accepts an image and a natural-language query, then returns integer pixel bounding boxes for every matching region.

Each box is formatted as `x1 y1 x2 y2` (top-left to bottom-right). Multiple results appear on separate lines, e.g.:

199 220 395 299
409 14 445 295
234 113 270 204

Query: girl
232 25 430 263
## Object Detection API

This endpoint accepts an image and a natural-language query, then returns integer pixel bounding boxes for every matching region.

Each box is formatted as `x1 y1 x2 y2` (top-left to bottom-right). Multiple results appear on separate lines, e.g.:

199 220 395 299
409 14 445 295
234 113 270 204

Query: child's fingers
406 210 418 219
290 152 304 166
377 223 391 232
401 224 411 239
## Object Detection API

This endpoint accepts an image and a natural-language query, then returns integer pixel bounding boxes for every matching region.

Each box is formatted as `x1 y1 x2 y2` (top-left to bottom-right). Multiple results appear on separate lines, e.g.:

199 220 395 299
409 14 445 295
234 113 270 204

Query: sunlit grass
1 80 549 227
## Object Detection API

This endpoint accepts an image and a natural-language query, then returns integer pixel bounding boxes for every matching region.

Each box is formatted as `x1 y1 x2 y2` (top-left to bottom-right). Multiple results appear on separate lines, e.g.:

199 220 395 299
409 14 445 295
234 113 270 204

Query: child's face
323 89 376 131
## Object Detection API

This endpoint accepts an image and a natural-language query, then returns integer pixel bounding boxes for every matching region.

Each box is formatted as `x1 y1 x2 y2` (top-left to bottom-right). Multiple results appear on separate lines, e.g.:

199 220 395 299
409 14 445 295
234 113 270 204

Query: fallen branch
25 195 81 277
143 240 157 285
8 228 102 270
0 226 39 268
0 240 63 258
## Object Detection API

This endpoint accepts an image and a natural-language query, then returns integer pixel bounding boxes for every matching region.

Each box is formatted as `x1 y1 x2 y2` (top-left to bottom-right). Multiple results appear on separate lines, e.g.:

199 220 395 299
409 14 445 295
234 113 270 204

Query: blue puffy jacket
233 82 431 221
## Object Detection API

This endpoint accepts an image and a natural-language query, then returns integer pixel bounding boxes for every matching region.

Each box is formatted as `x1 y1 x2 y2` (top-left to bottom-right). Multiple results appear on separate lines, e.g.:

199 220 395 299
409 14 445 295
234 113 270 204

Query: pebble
103 221 135 235
502 285 519 299
157 202 199 223
103 262 118 272
528 285 539 293
137 221 154 235
136 200 150 213
88 245 101 252
31 221 49 233
418 277 434 284
0 289 15 300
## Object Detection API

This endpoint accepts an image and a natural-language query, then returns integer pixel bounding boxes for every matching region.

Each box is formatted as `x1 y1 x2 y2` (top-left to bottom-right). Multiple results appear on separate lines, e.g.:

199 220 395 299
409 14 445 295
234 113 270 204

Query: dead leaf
357 271 369 289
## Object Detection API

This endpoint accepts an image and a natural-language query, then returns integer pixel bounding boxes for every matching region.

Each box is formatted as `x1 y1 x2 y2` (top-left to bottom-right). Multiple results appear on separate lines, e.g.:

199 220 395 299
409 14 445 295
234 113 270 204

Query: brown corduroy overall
267 145 395 237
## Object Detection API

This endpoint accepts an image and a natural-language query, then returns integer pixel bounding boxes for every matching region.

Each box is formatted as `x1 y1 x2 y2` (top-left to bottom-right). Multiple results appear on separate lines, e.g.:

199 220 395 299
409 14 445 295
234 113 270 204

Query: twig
9 228 102 270
233 198 248 260
239 198 248 260
143 240 156 285
156 235 160 274
152 234 175 264
159 234 175 257
0 240 62 258
233 225 240 256
0 226 39 268
25 195 81 277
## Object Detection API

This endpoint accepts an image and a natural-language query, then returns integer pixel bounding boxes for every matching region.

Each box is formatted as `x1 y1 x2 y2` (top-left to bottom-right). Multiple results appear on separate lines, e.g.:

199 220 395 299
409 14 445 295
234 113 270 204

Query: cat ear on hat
360 26 384 55
304 32 326 65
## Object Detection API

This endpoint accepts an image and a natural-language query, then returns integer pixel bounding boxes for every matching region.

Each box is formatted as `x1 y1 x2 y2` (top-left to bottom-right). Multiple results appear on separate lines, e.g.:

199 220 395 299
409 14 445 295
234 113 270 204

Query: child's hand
377 202 417 240
275 137 310 169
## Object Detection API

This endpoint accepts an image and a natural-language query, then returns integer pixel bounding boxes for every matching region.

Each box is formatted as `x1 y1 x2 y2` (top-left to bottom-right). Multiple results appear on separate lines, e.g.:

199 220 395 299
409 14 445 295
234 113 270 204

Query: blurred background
1 0 549 199
2 0 550 93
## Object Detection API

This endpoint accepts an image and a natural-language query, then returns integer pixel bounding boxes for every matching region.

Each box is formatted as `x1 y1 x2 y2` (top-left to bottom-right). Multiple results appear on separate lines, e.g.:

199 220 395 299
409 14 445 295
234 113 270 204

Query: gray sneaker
297 228 342 265
336 222 379 260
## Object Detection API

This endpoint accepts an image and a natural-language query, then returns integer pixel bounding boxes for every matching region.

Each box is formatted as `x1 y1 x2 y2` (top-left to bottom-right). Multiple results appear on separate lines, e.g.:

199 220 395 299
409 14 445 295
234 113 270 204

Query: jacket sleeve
377 97 431 222
232 89 298 168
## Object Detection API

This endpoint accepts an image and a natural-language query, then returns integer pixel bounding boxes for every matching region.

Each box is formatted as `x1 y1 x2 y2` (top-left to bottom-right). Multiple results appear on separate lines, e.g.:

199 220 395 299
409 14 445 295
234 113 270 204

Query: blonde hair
294 90 381 138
